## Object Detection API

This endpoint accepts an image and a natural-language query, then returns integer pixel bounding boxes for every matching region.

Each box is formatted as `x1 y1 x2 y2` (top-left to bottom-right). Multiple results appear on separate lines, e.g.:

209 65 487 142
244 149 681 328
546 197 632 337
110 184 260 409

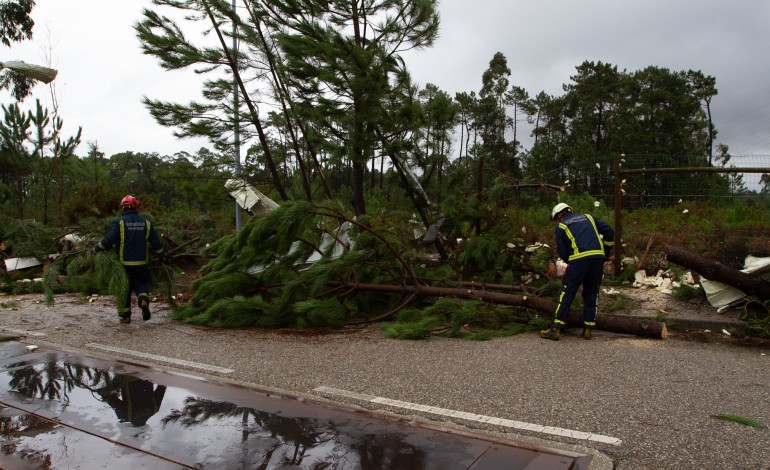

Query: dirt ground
598 283 770 347
3 274 766 349
1 247 766 348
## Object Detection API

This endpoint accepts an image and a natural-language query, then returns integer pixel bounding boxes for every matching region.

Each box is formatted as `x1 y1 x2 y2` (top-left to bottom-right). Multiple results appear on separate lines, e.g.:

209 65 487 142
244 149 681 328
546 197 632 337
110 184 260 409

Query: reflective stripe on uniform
560 214 606 262
119 220 126 263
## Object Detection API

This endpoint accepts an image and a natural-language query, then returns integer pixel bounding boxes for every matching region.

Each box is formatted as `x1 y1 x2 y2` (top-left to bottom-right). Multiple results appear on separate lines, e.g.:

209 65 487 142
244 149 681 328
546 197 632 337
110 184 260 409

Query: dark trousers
553 257 605 327
118 265 150 317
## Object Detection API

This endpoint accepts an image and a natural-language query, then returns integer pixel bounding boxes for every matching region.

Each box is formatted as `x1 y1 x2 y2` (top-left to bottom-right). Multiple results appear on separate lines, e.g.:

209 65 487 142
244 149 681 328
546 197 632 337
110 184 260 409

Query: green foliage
610 293 628 311
673 284 699 302
294 298 355 328
174 201 377 328
653 311 678 329
436 298 481 338
523 62 715 197
0 218 62 260
711 413 767 429
181 295 275 328
1 280 45 295
456 235 498 271
527 315 550 331
0 0 36 100
383 310 443 340
383 298 539 340
42 250 129 307
42 263 59 305
174 199 550 335
615 263 638 284
739 297 770 338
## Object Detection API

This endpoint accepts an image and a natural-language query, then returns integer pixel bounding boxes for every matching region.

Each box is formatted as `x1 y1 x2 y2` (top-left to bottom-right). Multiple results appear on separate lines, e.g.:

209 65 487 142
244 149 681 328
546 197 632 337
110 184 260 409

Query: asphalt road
1 292 768 469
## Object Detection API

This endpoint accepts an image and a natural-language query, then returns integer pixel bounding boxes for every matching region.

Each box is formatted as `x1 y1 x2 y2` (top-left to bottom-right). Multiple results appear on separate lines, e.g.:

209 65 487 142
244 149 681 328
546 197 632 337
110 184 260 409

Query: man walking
540 203 614 340
94 195 164 324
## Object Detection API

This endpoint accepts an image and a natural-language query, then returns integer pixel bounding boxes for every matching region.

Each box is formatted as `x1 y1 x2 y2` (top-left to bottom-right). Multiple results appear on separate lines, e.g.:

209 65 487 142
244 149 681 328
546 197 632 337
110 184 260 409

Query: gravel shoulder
1 289 768 470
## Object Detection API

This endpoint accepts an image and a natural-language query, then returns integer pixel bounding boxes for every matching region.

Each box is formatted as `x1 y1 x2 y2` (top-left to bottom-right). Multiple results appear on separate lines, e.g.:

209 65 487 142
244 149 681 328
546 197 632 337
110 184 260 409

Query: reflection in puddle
0 358 436 469
105 379 166 426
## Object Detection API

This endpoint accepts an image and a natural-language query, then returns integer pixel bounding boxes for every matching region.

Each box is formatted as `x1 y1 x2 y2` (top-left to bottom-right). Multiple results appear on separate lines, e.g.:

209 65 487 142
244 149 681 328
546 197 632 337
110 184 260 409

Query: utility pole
613 152 623 277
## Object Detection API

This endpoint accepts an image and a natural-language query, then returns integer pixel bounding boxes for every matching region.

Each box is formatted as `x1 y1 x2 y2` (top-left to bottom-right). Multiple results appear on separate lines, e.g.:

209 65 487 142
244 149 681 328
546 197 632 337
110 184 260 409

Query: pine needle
711 413 767 429
293 298 350 328
42 263 60 306
41 249 129 306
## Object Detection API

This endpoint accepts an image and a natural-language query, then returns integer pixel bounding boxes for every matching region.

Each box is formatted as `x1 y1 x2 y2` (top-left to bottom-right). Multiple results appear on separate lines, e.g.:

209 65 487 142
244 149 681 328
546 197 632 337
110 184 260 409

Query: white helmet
550 202 572 221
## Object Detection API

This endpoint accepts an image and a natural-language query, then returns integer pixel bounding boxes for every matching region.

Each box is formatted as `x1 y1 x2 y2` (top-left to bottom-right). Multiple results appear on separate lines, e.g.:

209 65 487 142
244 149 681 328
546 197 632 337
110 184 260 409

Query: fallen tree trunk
340 282 668 339
664 245 770 301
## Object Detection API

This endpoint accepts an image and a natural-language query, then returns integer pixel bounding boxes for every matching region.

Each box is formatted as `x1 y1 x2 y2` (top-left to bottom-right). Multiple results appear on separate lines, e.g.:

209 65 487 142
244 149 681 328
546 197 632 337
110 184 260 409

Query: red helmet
120 195 139 209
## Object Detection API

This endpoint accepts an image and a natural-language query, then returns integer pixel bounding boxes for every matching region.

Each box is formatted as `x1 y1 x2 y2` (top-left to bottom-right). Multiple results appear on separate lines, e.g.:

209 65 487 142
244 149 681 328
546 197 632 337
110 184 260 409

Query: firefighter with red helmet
94 195 164 324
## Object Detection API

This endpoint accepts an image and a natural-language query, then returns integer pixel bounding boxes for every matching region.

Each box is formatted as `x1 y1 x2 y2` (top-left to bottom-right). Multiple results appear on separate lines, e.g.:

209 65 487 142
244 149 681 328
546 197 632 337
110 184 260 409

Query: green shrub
673 284 699 302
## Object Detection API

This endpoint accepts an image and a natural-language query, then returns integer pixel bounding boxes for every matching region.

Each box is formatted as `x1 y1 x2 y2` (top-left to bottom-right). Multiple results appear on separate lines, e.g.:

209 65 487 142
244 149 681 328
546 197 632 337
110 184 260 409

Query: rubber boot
582 327 592 340
539 327 561 341
140 298 151 321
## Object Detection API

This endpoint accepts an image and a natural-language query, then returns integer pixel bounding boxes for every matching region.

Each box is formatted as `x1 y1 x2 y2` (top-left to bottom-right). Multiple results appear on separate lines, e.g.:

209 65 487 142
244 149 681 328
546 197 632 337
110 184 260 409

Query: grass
610 293 628 311
673 284 699 302
653 310 678 329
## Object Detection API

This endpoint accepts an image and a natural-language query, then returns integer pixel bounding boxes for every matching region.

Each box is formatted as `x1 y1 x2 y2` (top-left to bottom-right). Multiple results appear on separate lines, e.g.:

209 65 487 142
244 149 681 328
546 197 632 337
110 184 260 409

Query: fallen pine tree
332 281 668 339
168 201 667 339
665 244 770 301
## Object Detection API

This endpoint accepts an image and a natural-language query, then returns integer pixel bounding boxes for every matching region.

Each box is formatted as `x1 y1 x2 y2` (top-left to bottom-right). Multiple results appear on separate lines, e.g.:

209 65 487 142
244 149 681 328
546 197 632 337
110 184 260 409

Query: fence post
613 152 622 277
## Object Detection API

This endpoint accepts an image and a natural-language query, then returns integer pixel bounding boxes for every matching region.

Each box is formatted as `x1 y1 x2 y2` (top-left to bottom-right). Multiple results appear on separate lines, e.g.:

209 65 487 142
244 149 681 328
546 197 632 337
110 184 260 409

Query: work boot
539 327 561 341
582 327 592 340
140 299 151 321
119 315 131 324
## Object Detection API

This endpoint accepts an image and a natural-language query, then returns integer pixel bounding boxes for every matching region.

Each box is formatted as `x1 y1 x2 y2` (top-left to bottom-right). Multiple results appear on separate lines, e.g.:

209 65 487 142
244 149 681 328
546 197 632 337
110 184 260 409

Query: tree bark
340 282 668 339
664 245 770 301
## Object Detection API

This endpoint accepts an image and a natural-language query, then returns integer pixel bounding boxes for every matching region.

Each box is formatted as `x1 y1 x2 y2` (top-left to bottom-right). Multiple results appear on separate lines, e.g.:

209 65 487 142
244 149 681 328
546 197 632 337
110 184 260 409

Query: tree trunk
352 160 366 216
341 282 668 339
664 245 770 301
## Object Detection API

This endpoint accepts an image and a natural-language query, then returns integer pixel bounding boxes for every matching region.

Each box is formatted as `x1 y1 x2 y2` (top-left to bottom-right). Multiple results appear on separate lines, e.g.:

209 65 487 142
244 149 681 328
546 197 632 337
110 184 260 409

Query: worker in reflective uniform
541 203 614 340
94 195 164 324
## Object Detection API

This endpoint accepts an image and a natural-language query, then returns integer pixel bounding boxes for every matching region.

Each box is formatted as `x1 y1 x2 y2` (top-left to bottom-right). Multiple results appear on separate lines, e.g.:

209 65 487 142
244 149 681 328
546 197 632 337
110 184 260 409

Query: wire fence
533 154 770 209
520 153 770 267
610 154 770 268
615 154 770 209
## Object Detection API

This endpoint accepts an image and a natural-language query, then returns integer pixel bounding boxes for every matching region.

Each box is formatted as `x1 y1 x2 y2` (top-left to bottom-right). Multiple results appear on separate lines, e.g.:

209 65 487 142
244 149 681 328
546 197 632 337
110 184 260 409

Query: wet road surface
0 341 591 469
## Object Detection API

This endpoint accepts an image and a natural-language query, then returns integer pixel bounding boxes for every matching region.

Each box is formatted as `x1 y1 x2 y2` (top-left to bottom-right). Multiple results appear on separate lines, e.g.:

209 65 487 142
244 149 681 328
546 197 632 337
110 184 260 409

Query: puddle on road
0 345 589 469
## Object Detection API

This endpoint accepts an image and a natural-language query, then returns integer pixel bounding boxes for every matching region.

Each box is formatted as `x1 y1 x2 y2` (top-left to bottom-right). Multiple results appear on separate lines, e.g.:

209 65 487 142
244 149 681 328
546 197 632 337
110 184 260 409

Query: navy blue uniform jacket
98 210 163 266
555 213 614 263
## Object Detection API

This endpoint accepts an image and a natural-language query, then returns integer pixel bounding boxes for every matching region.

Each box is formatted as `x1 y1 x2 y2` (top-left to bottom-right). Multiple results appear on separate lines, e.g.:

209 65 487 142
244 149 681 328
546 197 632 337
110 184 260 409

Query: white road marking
86 343 235 374
314 386 622 446
1 328 46 337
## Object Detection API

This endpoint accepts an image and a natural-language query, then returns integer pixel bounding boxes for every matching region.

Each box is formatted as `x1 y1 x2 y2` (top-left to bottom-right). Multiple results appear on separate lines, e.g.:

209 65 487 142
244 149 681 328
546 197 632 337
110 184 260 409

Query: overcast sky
3 0 770 158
